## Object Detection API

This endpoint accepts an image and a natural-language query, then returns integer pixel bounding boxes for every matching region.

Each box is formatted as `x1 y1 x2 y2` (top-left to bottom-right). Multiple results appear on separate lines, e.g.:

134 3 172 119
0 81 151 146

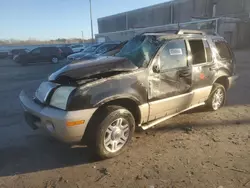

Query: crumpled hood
49 56 138 81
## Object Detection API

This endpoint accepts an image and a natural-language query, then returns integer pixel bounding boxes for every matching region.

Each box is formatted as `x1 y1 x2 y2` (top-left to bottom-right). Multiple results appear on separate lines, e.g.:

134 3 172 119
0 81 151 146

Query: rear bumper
228 75 238 89
19 90 97 143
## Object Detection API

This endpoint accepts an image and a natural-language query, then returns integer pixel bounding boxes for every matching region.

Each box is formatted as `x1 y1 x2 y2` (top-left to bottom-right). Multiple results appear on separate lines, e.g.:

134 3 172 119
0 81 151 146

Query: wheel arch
94 97 141 125
82 97 141 144
213 76 229 90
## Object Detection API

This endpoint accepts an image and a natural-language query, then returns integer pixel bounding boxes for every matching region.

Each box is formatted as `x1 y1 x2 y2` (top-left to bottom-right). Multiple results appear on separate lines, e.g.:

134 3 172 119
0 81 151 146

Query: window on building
215 41 232 60
203 40 213 62
159 40 187 71
189 40 206 65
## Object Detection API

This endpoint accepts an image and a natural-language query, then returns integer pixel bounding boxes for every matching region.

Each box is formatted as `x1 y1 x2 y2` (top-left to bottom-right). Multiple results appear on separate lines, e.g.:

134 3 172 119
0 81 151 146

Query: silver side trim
147 86 212 122
139 103 149 124
149 86 212 105
141 102 205 130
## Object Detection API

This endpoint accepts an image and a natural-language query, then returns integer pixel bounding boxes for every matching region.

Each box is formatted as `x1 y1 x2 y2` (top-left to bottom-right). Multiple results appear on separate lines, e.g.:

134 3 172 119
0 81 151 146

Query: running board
141 102 205 130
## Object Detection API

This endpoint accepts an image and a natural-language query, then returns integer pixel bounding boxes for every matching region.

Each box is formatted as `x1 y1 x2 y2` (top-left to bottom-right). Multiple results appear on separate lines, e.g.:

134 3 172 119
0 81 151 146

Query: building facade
97 0 250 48
98 0 250 34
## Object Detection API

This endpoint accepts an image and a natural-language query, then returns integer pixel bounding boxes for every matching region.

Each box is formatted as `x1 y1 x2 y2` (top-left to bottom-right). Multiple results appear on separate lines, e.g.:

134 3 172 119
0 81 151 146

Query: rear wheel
206 83 226 111
51 57 59 64
86 105 135 159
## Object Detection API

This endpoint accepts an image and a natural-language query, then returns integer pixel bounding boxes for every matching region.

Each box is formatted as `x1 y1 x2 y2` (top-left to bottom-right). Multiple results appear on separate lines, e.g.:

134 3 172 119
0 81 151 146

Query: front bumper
19 90 97 143
228 75 238 89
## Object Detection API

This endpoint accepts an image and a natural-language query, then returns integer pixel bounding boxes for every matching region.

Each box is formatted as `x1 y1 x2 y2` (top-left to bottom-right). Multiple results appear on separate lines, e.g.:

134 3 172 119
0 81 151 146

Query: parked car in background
15 46 63 65
102 41 127 56
67 42 122 62
59 47 73 58
67 43 102 61
8 49 29 59
0 50 8 59
20 30 237 159
70 44 89 53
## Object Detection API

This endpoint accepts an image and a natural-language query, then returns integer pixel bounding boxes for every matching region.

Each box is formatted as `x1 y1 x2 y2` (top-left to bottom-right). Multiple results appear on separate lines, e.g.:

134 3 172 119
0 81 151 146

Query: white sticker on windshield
169 48 183 55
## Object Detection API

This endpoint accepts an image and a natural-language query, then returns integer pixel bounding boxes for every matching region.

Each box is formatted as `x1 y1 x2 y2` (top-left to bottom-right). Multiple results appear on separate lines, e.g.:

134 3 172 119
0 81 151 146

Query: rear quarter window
214 41 232 60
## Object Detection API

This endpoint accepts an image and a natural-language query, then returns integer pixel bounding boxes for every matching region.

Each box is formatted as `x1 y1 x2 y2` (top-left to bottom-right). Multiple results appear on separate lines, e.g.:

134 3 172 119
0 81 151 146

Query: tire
206 83 226 111
51 57 59 64
86 105 135 159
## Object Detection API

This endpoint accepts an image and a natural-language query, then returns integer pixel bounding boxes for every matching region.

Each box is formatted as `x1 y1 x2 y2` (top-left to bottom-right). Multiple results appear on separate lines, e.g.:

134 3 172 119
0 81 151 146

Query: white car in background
70 44 87 53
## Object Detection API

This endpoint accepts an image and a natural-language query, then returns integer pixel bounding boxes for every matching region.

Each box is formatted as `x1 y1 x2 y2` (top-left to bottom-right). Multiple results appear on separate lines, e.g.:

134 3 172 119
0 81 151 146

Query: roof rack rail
177 29 205 35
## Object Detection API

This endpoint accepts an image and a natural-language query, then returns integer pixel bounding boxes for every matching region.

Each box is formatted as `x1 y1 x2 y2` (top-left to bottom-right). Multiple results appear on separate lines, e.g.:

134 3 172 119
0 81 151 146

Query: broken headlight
50 86 75 110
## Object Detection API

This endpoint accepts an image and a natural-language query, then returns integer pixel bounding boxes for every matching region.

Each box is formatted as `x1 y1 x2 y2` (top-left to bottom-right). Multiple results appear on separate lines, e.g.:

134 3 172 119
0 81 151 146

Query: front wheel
87 106 135 159
206 83 226 111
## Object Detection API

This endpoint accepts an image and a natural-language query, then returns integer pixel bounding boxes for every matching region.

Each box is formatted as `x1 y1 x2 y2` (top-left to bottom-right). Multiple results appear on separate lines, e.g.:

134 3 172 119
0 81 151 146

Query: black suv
15 46 63 65
8 48 29 59
20 30 237 159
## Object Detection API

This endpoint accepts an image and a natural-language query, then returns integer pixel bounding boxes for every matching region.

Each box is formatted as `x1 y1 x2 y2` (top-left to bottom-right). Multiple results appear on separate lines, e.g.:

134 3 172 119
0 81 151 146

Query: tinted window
215 41 232 60
159 40 187 70
96 44 118 53
31 48 40 54
203 40 212 62
189 40 206 64
71 45 82 48
60 47 73 53
84 45 99 53
41 47 58 55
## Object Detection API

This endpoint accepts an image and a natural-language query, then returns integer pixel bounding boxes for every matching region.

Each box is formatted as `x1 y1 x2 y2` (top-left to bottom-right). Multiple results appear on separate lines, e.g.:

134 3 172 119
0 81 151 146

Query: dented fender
67 70 148 111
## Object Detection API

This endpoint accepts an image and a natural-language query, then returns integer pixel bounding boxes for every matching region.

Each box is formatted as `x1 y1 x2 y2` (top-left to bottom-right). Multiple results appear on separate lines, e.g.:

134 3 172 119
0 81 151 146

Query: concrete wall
126 3 172 29
98 0 250 34
98 0 211 34
215 0 249 18
98 13 127 33
96 19 218 42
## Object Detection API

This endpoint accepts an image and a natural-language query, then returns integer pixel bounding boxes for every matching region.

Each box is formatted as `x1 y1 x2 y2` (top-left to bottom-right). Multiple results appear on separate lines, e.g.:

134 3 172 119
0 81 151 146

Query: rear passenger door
39 48 50 62
187 39 214 103
29 47 41 63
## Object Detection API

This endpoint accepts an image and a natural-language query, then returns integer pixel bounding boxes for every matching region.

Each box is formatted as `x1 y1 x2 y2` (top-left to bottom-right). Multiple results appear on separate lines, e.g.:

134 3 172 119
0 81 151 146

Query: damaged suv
20 30 237 158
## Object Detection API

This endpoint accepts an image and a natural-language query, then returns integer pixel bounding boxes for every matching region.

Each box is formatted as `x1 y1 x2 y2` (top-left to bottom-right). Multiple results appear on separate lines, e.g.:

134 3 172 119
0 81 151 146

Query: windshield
116 35 162 67
83 45 98 53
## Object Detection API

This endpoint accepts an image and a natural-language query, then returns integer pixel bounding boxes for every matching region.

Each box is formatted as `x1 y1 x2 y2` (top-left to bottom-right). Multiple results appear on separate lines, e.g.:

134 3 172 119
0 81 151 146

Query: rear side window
31 48 40 54
96 44 118 53
189 40 206 65
215 41 232 60
71 45 82 48
41 48 50 55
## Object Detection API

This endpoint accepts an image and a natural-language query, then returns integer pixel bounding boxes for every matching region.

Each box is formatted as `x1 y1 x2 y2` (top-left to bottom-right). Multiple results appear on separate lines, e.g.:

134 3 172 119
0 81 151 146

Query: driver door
148 39 192 121
29 47 41 63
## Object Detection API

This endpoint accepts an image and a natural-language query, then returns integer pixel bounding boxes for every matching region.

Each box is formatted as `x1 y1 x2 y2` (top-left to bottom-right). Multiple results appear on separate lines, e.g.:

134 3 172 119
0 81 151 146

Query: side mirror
153 64 160 73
